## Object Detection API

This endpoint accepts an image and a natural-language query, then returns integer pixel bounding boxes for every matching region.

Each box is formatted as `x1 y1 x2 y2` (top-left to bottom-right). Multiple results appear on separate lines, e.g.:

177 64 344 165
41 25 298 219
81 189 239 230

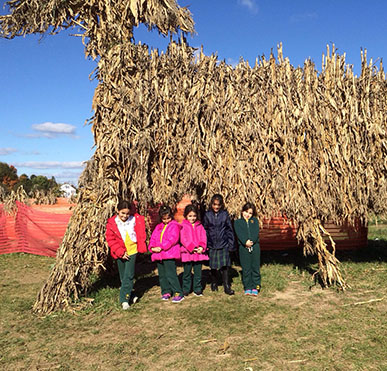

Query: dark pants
182 261 203 293
117 253 137 303
157 259 182 296
239 245 261 290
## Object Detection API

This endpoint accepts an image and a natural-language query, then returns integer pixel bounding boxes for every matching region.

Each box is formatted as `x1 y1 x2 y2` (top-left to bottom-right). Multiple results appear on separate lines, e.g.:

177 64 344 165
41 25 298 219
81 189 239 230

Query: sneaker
161 293 171 301
244 289 252 295
131 295 139 305
252 285 261 296
193 291 203 297
172 294 185 303
121 302 130 310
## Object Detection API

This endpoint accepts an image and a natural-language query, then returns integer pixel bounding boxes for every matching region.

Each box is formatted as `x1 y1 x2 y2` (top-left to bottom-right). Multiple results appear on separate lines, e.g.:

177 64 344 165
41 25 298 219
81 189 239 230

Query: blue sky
1 0 386 185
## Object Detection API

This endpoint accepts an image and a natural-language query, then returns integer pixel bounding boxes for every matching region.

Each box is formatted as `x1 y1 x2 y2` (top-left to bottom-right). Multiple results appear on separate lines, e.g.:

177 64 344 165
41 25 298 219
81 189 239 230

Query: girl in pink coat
180 202 209 296
148 205 184 303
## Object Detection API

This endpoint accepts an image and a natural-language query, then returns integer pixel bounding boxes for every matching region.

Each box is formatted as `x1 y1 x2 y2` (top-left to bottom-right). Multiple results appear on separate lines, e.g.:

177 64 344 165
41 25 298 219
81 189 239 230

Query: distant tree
0 162 18 189
0 162 60 195
31 175 50 191
30 174 60 193
14 173 33 193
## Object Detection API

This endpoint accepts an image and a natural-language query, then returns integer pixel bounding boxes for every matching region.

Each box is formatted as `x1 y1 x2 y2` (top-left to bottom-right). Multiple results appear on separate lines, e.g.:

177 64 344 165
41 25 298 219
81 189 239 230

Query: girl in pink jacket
180 202 209 296
148 205 184 303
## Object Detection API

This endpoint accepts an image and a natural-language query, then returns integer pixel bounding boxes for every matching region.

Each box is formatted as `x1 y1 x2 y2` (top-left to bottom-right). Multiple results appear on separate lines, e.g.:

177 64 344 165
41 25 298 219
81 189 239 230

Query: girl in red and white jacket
105 200 147 309
148 205 184 303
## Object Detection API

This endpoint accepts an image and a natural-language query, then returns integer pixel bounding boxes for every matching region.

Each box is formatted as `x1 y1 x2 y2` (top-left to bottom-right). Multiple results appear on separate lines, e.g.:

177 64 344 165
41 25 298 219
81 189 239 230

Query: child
180 202 209 296
105 200 147 309
148 205 184 303
202 194 235 295
234 202 261 296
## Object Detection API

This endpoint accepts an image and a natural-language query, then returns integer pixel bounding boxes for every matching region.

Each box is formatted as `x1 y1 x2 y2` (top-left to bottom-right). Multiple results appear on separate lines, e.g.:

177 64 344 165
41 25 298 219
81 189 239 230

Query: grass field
0 226 386 370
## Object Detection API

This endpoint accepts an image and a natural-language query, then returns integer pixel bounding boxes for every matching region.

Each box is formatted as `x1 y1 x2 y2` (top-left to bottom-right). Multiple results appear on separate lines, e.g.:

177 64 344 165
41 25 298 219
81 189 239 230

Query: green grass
0 234 386 370
368 224 387 240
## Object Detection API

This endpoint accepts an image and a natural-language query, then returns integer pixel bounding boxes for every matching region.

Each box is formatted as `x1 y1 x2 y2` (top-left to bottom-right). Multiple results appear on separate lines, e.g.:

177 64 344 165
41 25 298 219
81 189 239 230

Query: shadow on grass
175 264 239 294
336 239 387 263
88 253 159 301
88 240 386 298
231 240 387 289
257 239 387 267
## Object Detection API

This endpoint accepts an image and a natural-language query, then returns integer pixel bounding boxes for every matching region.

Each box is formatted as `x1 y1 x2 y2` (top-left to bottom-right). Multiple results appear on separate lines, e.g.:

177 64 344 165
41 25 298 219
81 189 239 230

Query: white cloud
13 161 85 169
42 170 83 185
238 0 259 14
28 122 78 138
0 147 17 155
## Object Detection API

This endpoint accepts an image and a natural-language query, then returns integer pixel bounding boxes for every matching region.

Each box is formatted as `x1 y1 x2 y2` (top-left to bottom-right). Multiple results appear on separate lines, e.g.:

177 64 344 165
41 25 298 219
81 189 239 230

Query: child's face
186 211 197 224
118 208 130 222
242 208 253 220
211 200 221 213
161 214 172 225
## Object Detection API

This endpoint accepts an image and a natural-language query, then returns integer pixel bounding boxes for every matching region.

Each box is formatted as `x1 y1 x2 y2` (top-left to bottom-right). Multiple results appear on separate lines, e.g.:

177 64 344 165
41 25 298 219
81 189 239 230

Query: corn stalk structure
1 1 387 314
2 186 30 215
32 189 57 205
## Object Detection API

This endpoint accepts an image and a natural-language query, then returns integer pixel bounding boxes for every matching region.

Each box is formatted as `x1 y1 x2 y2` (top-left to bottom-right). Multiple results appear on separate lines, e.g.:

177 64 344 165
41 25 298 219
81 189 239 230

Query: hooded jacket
180 219 209 263
202 209 235 251
105 214 147 259
148 220 181 261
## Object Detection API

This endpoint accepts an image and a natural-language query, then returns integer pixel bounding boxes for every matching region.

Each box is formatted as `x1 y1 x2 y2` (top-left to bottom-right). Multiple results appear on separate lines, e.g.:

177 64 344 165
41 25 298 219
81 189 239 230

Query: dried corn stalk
0 185 8 202
1 2 387 314
0 0 194 314
32 189 57 205
0 0 194 59
3 186 29 215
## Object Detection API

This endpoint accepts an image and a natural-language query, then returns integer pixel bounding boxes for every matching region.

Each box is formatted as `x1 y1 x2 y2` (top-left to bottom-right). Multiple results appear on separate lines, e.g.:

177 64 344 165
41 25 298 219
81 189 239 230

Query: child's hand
122 252 129 260
197 246 204 254
151 247 162 253
193 247 198 253
246 240 253 248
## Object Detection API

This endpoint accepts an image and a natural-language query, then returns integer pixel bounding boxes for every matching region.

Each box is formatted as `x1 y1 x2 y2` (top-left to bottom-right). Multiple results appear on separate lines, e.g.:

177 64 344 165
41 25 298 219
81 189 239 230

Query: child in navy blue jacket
202 194 235 295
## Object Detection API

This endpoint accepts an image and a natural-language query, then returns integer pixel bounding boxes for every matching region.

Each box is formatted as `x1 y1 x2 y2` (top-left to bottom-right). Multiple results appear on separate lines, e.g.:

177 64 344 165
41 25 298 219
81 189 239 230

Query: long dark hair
184 201 200 220
210 194 225 210
241 202 257 216
117 199 132 211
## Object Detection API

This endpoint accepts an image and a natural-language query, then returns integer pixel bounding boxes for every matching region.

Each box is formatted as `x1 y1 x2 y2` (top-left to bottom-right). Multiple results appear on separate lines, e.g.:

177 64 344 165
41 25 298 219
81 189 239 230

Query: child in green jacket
233 202 261 296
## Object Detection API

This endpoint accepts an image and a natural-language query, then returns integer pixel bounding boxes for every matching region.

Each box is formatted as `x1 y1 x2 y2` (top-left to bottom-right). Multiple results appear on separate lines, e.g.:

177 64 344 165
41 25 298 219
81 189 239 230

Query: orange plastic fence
0 199 73 257
0 197 367 257
258 217 367 251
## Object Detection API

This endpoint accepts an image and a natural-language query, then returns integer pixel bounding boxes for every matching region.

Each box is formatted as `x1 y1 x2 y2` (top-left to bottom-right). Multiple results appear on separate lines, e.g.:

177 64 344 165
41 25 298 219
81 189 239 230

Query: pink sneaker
161 293 171 300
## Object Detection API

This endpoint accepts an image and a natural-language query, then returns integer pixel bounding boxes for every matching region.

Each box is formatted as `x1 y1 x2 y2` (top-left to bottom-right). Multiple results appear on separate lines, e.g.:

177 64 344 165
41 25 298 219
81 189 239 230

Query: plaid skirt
208 248 230 269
